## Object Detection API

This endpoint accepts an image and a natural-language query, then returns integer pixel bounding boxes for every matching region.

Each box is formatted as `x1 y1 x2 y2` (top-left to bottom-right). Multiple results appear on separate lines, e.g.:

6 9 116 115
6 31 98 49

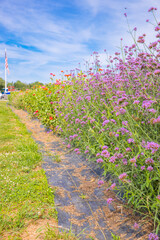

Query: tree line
0 77 44 91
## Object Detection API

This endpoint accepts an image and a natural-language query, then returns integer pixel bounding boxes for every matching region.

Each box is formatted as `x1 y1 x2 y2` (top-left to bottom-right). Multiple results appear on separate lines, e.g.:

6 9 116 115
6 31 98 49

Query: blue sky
0 0 160 84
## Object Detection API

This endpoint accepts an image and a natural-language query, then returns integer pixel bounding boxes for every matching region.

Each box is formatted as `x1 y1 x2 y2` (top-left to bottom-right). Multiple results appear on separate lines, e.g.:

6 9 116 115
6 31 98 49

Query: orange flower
64 74 72 77
61 70 64 73
49 116 53 120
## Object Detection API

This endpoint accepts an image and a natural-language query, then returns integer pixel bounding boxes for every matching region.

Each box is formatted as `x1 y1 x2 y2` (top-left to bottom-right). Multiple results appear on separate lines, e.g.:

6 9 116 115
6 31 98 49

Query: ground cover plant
9 7 160 239
0 101 77 240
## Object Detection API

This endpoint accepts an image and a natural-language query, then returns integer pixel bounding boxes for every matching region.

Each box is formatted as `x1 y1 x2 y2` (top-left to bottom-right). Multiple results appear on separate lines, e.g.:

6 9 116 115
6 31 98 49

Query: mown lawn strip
0 102 76 240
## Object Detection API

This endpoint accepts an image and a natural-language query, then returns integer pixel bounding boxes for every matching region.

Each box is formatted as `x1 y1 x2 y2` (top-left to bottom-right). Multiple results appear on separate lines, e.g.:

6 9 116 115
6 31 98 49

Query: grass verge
0 101 76 240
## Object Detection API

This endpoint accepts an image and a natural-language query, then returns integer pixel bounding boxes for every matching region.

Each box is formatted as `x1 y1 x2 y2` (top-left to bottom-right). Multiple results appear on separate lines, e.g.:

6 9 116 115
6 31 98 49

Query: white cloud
0 0 160 83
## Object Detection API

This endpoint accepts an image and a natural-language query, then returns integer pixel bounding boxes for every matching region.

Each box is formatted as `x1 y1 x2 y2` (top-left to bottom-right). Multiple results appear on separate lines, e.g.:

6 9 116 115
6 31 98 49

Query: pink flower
109 156 116 163
141 166 145 170
102 145 108 150
157 195 160 200
130 157 136 163
145 158 154 164
154 69 160 75
133 222 139 230
148 233 159 240
126 147 131 152
97 158 103 163
101 150 110 158
110 183 116 190
107 198 114 205
119 172 127 180
102 120 110 126
147 166 153 171
98 180 104 186
133 100 140 104
127 138 135 143
145 141 160 154
85 150 89 154
115 147 119 151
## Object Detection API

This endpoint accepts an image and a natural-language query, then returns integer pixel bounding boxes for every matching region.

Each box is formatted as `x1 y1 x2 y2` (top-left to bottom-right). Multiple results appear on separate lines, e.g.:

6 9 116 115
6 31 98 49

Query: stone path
12 107 152 240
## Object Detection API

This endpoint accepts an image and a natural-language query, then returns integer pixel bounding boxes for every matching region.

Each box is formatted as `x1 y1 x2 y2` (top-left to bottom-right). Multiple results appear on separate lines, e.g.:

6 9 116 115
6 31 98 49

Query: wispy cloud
0 0 160 83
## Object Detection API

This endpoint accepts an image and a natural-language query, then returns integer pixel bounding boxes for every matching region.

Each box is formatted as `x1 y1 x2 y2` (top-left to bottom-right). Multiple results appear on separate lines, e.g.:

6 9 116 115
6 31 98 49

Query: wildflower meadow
9 8 160 238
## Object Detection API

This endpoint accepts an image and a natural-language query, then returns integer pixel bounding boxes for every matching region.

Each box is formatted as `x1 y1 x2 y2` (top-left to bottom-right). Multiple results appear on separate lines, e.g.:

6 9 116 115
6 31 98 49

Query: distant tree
8 82 14 86
1 79 45 91
0 78 5 91
29 81 44 88
14 80 27 90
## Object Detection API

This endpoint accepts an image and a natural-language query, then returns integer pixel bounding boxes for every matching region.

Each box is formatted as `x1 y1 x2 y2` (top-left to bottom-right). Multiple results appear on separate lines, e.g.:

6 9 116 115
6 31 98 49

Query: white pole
5 49 7 93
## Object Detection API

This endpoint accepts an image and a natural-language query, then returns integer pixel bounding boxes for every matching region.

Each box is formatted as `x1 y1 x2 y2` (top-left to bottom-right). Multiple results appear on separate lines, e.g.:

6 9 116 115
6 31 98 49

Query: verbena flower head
133 222 140 230
147 166 153 171
98 180 104 186
119 172 127 180
97 158 103 163
148 233 159 240
101 150 110 158
144 141 160 154
107 198 114 205
110 183 116 190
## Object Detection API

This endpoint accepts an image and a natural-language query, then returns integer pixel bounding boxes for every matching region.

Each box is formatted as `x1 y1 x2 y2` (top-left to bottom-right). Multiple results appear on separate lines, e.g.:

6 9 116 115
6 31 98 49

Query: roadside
11 105 153 240
0 101 76 240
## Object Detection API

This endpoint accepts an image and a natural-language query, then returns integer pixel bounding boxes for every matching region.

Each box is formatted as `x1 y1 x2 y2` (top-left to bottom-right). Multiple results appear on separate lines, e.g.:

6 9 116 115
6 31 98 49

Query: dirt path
11 107 152 240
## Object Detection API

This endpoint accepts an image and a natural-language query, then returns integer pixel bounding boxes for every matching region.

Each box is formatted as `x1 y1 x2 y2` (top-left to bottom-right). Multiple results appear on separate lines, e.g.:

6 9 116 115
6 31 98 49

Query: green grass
42 225 78 240
0 102 58 238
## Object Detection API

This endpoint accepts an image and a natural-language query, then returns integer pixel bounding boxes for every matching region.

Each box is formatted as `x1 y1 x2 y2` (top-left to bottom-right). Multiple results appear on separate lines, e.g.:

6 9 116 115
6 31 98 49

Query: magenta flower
133 222 139 230
119 172 127 180
122 159 127 165
147 166 153 171
127 138 135 143
145 158 154 164
126 147 132 152
154 69 160 75
109 156 116 163
102 120 109 126
115 147 119 151
85 150 89 154
74 148 79 152
110 183 116 190
101 150 110 158
157 195 160 200
97 158 103 163
144 141 160 154
102 145 108 150
133 100 140 104
148 7 157 12
98 180 104 186
130 157 136 163
148 233 159 240
107 198 114 205
141 166 145 170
